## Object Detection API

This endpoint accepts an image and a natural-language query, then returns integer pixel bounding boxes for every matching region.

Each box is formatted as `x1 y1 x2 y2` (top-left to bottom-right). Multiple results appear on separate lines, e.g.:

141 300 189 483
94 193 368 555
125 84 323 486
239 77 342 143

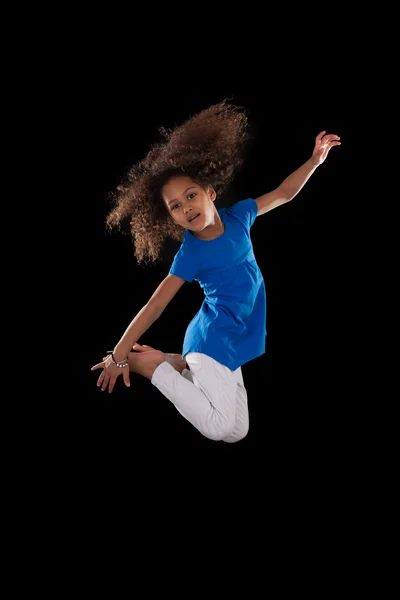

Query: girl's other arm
255 131 340 217
113 274 186 361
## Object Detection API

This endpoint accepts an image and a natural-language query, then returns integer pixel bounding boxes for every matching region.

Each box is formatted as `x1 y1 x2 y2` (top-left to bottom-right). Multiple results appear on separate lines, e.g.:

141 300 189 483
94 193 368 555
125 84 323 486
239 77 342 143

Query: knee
206 429 233 442
223 420 249 443
204 416 237 442
237 422 250 441
225 430 249 443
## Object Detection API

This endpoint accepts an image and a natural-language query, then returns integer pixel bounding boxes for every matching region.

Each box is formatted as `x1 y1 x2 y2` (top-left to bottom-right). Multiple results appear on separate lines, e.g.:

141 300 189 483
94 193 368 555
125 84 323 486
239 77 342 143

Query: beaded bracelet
107 351 129 368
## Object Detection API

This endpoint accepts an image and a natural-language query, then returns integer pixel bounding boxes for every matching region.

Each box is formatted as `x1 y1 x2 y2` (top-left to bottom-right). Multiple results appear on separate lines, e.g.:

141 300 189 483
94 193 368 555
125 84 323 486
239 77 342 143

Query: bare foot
127 349 166 380
131 343 187 374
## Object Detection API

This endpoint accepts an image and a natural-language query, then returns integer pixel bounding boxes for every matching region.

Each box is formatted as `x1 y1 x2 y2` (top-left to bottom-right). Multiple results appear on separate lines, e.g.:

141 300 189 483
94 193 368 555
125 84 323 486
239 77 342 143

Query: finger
101 376 110 392
323 141 341 152
108 377 117 393
91 362 105 371
315 131 326 144
97 372 105 387
123 369 131 388
324 134 341 144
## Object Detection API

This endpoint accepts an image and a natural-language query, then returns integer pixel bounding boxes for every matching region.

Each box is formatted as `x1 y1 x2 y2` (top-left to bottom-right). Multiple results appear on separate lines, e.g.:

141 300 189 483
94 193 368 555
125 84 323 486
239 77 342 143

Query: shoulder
224 198 258 227
169 234 198 283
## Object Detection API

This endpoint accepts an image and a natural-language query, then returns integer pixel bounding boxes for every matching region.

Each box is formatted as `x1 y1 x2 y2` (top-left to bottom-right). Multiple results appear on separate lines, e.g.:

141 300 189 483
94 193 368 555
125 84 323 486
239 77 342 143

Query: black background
73 74 354 467
8 18 370 575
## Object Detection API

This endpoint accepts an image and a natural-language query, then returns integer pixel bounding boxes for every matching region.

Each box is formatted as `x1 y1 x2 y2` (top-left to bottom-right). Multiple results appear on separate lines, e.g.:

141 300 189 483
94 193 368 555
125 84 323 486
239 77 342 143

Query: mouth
187 213 200 223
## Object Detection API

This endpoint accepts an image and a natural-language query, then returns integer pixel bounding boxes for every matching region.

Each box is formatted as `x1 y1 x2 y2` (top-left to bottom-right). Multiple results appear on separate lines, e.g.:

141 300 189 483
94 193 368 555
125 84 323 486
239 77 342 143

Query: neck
194 213 225 240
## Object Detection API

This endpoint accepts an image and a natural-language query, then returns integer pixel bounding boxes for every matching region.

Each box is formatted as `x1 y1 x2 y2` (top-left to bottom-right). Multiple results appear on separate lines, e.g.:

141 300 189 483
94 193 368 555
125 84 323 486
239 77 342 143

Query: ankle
163 353 187 374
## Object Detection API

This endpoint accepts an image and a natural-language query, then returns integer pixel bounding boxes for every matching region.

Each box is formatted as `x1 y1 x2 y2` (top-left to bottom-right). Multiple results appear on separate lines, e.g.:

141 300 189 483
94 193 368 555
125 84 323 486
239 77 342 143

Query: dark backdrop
72 75 354 466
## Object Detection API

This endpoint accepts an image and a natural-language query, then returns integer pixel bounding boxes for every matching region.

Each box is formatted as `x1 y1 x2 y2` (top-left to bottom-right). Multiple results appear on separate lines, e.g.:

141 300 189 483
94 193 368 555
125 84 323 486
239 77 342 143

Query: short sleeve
169 243 198 283
228 198 258 229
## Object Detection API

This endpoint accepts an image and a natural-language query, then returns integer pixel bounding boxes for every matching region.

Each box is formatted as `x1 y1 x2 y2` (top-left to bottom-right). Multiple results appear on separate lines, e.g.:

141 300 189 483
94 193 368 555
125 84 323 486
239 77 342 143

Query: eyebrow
168 186 197 206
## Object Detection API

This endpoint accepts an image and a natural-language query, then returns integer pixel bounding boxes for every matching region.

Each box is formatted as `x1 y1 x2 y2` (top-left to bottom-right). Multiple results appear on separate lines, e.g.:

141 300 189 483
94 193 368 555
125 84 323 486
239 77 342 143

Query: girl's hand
91 355 131 393
311 131 341 165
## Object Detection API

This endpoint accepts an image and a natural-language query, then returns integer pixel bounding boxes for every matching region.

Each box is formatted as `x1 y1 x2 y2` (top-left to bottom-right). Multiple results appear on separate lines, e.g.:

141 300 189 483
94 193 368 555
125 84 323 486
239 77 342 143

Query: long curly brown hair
105 100 250 265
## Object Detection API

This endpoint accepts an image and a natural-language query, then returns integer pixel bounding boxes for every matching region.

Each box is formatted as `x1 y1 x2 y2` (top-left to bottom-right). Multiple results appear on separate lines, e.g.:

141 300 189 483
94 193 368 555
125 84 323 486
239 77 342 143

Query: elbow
277 185 292 203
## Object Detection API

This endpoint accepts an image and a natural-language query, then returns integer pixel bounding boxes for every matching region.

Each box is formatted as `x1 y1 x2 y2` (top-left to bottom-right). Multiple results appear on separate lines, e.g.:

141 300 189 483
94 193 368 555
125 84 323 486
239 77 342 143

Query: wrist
107 351 129 368
308 156 320 168
113 347 128 363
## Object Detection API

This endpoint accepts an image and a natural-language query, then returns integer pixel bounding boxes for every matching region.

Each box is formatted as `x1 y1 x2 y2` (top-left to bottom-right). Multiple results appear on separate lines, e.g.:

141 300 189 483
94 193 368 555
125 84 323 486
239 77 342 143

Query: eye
172 203 180 210
188 193 196 200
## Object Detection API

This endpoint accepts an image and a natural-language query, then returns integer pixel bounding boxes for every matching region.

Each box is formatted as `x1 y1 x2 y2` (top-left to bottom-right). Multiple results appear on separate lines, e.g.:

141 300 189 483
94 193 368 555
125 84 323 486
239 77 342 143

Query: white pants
151 352 249 442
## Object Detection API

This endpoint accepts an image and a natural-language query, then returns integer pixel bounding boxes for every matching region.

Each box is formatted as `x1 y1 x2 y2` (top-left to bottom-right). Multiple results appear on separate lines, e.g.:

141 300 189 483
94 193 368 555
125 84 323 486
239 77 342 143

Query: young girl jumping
91 101 340 442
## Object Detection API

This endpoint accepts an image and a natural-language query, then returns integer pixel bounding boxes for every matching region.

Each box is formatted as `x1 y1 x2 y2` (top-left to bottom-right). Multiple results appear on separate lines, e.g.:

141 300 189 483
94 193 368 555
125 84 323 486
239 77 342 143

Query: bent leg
129 344 187 373
182 365 249 442
151 353 238 441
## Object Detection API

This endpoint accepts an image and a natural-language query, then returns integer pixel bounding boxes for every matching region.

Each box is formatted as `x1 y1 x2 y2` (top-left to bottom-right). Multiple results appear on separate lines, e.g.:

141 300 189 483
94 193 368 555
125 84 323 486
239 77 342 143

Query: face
162 176 217 233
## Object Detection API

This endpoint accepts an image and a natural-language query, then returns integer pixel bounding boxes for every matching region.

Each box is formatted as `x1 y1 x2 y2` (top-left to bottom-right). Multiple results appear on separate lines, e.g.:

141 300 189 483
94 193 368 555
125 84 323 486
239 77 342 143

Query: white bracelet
107 351 129 368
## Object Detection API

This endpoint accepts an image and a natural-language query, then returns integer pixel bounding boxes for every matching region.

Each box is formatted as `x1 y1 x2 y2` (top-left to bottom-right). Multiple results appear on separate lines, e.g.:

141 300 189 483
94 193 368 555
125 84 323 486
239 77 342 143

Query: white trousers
151 352 249 442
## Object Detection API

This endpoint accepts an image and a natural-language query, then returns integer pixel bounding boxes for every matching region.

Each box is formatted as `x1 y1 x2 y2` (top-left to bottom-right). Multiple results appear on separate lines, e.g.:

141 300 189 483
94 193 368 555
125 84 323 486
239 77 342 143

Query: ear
208 185 217 202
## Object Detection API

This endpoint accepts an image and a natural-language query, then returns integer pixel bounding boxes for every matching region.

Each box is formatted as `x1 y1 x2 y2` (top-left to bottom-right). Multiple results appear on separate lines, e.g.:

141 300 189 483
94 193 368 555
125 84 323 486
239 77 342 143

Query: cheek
169 212 180 223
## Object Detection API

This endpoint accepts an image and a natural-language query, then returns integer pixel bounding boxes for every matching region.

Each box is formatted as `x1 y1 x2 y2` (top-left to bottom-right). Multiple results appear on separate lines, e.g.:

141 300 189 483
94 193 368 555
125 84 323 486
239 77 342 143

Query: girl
91 101 340 442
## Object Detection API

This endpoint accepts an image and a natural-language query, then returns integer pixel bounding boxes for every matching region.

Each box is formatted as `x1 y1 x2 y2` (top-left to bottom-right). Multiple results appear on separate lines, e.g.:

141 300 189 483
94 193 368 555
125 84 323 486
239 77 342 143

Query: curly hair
105 100 250 265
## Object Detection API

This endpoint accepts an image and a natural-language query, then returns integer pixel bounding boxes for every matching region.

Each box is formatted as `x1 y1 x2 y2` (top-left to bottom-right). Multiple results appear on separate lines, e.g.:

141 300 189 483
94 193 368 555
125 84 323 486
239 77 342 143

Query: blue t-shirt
169 198 266 371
